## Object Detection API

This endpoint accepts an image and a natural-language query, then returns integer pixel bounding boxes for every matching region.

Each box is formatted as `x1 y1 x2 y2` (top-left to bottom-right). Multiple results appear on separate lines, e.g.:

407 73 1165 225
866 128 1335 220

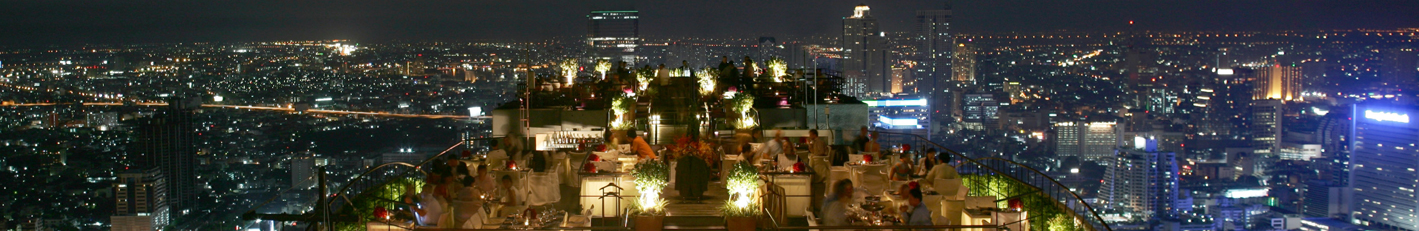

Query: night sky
1 0 1416 46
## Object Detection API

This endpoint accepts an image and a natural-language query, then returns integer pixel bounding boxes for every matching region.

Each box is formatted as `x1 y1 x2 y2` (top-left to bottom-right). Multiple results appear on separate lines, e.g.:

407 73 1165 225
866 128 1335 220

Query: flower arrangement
722 162 762 217
630 160 670 216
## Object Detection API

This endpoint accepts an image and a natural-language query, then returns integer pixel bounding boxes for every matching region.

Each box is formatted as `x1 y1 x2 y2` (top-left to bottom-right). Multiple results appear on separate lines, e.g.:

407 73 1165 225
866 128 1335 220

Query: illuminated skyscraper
111 168 169 231
588 10 640 65
1103 141 1179 219
952 42 975 83
135 97 199 219
842 4 888 97
1348 103 1419 230
916 4 952 94
1251 65 1302 101
1054 120 1121 161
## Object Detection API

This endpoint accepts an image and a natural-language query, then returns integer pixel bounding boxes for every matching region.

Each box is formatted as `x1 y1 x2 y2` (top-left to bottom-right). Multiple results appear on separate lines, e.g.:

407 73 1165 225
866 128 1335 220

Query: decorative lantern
792 162 806 173
907 181 920 190
1009 198 1023 210
589 154 601 162
863 154 873 163
506 160 517 170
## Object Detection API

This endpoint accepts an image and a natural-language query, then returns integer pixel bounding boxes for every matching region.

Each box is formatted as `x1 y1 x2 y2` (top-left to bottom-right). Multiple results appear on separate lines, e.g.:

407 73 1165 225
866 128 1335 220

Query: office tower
1252 100 1284 156
587 10 640 65
1103 141 1179 219
134 97 198 218
1251 65 1302 101
290 154 316 189
952 42 975 83
1381 47 1417 89
1348 103 1419 230
962 93 998 130
841 4 888 97
111 168 169 231
1054 120 1121 161
916 4 952 98
1303 180 1345 218
1317 112 1352 185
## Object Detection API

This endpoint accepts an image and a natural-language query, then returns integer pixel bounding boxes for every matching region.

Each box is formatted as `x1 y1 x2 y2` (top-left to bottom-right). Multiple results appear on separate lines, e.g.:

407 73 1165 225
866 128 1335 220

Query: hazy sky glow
1 0 1415 45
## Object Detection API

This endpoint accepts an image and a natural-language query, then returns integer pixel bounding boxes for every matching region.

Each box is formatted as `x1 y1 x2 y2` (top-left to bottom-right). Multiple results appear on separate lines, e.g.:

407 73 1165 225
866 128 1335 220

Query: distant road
0 82 484 119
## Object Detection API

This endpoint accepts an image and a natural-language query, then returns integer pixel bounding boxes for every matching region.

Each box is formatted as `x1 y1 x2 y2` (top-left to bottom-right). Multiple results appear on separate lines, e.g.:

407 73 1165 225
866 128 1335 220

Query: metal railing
872 131 1112 231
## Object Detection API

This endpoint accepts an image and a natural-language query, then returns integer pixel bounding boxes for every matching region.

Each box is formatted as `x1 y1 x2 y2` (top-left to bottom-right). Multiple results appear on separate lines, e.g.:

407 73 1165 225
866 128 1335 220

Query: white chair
855 165 888 195
848 154 864 164
805 208 821 231
936 178 968 225
526 172 561 207
829 166 850 189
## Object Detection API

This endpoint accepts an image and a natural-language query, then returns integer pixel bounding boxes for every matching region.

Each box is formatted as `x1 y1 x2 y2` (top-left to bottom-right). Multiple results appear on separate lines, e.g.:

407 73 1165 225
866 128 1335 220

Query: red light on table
1009 198 1023 209
792 162 806 172
584 162 597 173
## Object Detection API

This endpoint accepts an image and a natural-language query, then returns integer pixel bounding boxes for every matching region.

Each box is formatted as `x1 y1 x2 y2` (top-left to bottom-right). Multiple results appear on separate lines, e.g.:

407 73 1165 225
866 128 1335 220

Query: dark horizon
1 0 1417 46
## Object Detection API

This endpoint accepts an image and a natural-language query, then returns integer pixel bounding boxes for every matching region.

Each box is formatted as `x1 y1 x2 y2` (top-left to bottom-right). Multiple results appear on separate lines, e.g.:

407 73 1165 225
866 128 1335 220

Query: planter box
725 216 757 231
634 215 664 231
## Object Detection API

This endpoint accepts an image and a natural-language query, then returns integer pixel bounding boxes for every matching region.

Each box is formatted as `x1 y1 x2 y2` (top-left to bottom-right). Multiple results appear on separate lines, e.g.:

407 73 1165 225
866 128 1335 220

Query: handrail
871 130 1113 231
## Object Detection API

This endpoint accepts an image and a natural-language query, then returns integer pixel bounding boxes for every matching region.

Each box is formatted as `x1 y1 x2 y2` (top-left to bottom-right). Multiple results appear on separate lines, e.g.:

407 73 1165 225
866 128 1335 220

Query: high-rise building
134 97 199 219
587 10 640 65
1348 103 1419 230
1054 120 1121 161
1303 180 1345 218
952 42 975 83
841 4 889 97
961 93 998 130
111 168 169 231
916 4 952 98
1252 100 1284 156
1103 140 1180 219
1381 47 1417 89
1251 65 1303 101
290 154 316 189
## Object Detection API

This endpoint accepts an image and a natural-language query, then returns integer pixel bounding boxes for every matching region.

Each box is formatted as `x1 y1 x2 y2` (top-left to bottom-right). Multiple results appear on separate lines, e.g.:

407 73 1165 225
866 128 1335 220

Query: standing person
852 126 870 153
806 129 830 157
822 179 855 226
656 63 671 85
864 131 882 153
754 130 785 164
629 129 656 160
898 187 934 229
717 56 738 91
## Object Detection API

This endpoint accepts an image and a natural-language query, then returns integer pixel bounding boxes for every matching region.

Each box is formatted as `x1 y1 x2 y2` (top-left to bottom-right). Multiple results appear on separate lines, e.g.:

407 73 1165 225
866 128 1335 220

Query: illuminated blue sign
1365 110 1410 123
863 99 927 107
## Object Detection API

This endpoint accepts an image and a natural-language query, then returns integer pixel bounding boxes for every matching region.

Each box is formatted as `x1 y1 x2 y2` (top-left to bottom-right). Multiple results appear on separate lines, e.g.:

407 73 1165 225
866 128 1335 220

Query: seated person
451 177 486 228
898 187 934 229
821 179 855 226
891 155 914 181
495 175 526 216
916 149 938 175
628 129 657 160
474 165 496 193
414 184 447 227
921 153 961 189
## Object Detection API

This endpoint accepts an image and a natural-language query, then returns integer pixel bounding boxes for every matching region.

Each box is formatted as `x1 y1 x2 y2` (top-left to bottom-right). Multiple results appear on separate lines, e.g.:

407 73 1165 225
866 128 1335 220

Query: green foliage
611 96 635 129
632 161 670 189
722 162 762 217
726 93 757 129
962 174 1079 231
1048 215 1081 231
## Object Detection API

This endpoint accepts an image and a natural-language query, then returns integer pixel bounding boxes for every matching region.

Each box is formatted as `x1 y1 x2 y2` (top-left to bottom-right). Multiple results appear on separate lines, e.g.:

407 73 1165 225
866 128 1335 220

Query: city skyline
2 0 1417 46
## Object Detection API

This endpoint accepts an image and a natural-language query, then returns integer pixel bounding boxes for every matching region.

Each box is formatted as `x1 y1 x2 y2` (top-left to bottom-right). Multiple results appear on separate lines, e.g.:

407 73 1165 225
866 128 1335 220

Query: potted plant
609 95 636 144
726 93 757 136
630 160 670 231
722 162 762 231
